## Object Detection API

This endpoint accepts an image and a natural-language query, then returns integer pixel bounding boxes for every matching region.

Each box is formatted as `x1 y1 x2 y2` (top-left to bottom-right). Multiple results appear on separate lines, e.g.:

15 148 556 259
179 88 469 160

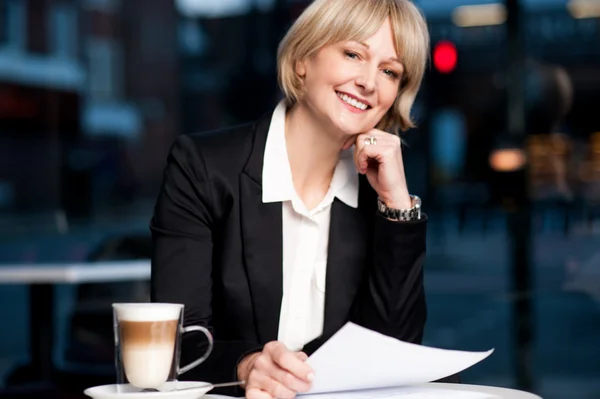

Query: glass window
0 0 26 50
87 38 122 101
83 0 119 12
0 3 7 46
48 2 77 59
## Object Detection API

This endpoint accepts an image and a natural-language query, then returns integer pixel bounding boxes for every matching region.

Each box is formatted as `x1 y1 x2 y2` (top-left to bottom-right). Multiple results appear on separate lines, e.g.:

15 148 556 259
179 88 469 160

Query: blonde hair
277 0 430 133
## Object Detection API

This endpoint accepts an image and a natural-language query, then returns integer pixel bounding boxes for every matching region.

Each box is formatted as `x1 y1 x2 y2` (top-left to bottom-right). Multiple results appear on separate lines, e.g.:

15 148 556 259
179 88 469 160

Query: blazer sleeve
349 213 461 384
150 135 259 393
350 213 428 344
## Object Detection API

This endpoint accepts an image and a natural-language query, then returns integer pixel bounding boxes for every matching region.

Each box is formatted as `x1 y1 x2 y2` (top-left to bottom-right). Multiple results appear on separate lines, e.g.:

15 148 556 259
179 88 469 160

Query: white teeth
337 92 368 110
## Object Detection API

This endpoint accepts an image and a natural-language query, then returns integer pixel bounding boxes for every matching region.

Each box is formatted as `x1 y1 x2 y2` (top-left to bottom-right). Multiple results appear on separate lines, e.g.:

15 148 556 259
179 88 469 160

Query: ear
295 59 307 77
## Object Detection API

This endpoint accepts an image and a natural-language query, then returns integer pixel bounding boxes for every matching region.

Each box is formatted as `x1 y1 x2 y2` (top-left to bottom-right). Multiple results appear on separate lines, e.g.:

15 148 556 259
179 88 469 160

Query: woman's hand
345 129 411 209
238 341 314 399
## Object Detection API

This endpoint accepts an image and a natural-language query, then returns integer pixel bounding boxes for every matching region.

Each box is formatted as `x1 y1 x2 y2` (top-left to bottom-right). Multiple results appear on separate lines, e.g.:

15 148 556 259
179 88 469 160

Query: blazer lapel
323 198 369 337
240 112 283 343
302 197 369 355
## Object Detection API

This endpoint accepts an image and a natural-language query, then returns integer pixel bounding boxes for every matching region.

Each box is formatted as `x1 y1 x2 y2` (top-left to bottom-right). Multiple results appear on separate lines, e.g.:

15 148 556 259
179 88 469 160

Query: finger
357 131 398 149
342 135 357 151
271 360 312 392
245 387 273 399
353 135 371 173
294 352 309 362
255 353 311 392
250 371 297 399
355 143 383 174
266 379 297 399
354 133 380 171
354 145 367 174
265 342 314 382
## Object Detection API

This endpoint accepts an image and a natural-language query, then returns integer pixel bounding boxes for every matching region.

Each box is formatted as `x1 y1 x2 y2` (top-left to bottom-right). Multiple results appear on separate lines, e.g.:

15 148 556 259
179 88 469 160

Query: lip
336 91 372 108
336 91 371 114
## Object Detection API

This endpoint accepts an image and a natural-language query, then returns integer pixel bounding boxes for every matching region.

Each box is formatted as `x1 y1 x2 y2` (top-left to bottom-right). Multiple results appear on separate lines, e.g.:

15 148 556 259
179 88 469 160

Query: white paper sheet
302 386 497 399
304 323 494 395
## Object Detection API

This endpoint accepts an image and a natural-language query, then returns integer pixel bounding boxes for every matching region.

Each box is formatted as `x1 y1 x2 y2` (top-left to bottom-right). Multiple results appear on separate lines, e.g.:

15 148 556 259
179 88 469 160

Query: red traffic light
433 40 458 74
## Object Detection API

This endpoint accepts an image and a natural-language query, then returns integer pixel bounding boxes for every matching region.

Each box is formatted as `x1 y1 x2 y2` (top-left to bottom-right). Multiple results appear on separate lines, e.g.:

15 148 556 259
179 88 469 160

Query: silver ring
364 136 377 146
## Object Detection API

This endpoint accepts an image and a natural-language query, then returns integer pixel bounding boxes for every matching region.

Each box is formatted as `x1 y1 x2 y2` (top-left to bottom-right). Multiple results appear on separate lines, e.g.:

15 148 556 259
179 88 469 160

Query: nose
355 65 377 93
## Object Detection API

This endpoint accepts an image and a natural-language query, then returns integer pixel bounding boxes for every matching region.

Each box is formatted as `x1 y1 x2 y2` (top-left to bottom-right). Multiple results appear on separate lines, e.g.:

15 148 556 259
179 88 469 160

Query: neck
285 102 347 208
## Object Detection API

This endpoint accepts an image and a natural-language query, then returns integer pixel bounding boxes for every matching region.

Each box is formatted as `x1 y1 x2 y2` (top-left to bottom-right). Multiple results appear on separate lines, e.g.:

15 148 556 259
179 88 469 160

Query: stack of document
301 323 494 398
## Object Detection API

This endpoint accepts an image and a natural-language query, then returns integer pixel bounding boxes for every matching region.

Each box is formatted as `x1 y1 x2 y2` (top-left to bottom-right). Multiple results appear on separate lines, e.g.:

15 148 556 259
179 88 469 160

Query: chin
337 112 382 134
332 122 360 136
337 120 376 135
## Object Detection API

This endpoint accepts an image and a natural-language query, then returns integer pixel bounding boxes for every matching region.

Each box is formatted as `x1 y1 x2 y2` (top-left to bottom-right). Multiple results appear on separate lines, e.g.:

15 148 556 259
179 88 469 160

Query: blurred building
0 0 83 212
120 0 180 198
421 1 600 206
82 0 180 211
177 0 286 134
0 0 180 218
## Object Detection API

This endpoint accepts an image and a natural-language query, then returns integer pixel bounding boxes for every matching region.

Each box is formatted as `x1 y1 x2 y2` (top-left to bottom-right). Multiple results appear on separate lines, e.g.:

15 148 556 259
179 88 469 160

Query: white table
203 383 543 398
0 260 151 383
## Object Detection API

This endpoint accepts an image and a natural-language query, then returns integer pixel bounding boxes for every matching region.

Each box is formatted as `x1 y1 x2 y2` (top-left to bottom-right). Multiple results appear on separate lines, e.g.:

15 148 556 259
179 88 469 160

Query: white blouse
262 101 359 351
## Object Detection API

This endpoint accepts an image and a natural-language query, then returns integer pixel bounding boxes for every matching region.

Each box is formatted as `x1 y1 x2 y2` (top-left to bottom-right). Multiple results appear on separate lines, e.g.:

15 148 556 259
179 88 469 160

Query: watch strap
377 195 422 221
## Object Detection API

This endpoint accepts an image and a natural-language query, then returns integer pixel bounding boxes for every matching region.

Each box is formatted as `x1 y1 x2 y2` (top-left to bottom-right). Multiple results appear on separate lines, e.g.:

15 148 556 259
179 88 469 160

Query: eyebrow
355 41 403 65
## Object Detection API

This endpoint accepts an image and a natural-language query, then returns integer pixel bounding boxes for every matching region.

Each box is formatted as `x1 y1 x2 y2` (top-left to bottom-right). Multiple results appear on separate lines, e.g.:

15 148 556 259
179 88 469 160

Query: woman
151 0 435 398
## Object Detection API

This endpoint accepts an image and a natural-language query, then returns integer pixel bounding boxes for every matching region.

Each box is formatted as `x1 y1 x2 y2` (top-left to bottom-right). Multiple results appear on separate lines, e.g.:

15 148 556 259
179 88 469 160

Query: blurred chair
56 234 151 392
527 134 574 235
582 132 600 228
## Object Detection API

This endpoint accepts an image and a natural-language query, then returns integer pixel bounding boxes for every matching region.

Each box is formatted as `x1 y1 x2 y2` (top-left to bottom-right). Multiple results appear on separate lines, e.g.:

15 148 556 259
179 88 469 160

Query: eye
383 69 399 79
344 51 360 60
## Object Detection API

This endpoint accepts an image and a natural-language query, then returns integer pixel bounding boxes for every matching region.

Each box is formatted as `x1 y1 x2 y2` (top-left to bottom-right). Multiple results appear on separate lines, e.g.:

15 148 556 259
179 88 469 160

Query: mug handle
177 325 214 375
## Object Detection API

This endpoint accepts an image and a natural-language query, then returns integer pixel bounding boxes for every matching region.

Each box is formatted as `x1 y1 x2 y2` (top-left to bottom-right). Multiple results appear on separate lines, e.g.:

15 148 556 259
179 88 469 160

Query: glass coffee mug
112 303 213 392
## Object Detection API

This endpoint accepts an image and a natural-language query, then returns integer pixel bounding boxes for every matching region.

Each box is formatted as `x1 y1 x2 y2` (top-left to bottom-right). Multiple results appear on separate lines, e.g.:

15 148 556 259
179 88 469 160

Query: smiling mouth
336 91 371 111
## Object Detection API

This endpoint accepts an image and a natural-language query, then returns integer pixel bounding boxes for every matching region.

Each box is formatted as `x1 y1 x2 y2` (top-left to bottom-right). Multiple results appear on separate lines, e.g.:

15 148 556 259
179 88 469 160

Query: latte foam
113 303 182 322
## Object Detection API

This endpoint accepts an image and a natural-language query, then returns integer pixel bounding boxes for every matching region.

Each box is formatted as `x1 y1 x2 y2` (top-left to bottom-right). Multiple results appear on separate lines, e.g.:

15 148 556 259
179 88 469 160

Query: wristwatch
377 195 422 221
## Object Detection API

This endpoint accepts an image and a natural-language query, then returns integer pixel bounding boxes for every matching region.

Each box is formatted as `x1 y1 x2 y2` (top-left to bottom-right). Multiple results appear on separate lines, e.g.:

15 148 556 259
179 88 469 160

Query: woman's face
296 18 403 137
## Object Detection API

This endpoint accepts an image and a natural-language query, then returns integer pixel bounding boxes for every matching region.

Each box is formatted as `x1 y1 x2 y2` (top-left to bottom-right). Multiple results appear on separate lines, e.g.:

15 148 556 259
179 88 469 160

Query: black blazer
150 109 443 395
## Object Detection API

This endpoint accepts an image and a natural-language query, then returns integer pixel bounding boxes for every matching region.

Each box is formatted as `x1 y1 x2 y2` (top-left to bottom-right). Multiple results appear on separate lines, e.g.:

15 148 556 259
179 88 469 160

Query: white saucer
84 381 214 399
